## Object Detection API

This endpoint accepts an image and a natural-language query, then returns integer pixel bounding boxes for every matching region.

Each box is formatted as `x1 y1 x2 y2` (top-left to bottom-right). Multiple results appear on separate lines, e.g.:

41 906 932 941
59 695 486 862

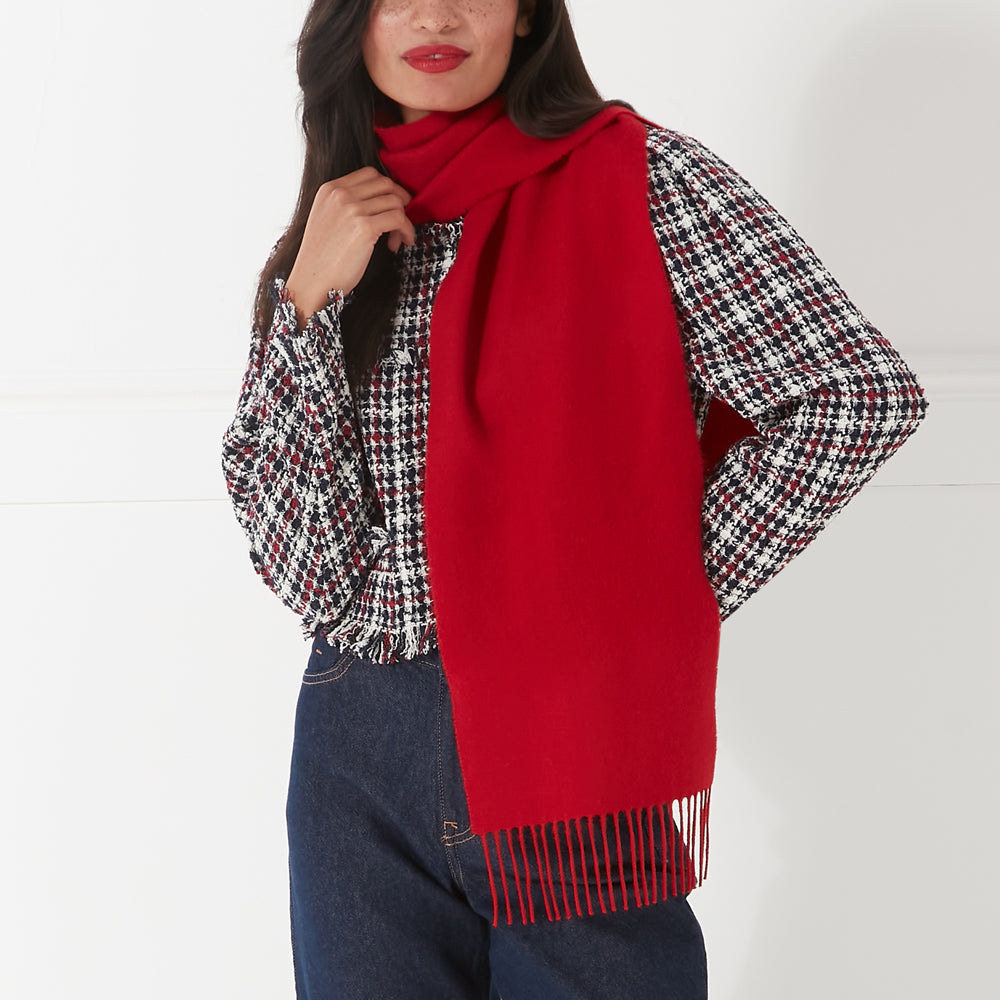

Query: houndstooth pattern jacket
221 124 928 663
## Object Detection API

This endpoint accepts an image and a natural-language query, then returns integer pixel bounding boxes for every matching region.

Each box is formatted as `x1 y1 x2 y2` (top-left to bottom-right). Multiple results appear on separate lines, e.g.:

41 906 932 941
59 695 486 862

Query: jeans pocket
302 637 355 685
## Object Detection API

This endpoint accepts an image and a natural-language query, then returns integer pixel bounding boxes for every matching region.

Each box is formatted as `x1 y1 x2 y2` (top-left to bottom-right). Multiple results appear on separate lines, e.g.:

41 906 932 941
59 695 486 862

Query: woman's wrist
286 278 350 327
286 284 326 328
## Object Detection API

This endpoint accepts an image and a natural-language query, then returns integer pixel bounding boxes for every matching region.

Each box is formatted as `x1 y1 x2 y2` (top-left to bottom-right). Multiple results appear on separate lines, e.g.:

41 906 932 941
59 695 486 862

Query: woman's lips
403 45 470 74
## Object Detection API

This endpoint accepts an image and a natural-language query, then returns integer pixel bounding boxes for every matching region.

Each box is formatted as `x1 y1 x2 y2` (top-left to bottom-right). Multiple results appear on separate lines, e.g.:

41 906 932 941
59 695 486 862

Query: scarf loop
375 96 720 926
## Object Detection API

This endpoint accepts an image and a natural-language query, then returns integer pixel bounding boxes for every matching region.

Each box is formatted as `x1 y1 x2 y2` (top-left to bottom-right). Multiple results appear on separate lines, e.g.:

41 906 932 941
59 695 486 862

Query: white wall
2 1 996 997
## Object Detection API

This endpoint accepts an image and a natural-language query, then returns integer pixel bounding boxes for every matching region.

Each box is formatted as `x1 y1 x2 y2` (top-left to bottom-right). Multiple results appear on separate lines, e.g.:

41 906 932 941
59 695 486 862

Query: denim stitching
301 649 354 684
441 826 476 847
436 673 467 891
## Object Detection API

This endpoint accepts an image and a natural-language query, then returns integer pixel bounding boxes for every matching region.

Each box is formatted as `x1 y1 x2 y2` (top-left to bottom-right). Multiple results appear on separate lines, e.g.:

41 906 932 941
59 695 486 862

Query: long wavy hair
256 0 634 395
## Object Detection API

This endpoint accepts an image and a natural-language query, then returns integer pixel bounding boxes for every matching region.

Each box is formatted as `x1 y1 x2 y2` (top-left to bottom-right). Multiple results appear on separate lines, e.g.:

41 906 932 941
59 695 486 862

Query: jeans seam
441 826 475 846
301 650 354 684
436 672 467 892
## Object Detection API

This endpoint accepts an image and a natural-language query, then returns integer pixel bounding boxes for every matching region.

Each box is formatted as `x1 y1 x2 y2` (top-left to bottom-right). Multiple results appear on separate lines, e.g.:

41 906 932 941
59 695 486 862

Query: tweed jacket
221 123 928 663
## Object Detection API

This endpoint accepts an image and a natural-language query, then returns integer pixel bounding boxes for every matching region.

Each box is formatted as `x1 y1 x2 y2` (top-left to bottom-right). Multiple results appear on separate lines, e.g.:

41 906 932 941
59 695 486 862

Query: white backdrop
2 1 997 997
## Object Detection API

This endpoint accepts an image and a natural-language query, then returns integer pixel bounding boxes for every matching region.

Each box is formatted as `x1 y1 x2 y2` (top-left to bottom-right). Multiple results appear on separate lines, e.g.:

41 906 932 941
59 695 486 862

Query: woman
221 1 928 997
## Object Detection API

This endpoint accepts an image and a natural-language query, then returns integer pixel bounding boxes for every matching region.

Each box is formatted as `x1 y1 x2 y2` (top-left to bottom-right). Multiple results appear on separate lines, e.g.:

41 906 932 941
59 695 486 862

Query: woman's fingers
334 167 413 206
287 166 417 314
316 176 416 247
356 182 416 244
390 209 416 248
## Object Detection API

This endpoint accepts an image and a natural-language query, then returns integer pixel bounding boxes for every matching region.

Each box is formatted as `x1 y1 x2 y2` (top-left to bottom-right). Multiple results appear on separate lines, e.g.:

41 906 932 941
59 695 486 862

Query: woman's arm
221 277 388 634
646 126 928 619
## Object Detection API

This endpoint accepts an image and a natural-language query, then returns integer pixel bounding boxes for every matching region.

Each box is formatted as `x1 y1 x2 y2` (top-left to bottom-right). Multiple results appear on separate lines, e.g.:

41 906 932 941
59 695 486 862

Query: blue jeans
286 637 708 1000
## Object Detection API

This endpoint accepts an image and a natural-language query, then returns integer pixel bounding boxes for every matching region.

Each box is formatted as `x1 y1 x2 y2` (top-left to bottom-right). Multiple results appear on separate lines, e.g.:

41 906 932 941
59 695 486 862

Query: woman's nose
408 0 461 31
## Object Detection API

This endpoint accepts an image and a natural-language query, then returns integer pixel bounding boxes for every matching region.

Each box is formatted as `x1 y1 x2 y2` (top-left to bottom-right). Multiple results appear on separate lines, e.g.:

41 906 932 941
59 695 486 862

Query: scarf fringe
480 788 712 926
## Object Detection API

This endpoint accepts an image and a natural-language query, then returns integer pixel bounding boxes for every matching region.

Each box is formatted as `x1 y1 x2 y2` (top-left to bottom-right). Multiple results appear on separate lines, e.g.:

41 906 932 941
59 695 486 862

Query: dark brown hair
256 0 633 394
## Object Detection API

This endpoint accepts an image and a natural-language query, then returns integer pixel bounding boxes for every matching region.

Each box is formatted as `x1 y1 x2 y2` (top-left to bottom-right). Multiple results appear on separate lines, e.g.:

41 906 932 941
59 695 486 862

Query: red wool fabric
374 96 721 908
700 399 759 475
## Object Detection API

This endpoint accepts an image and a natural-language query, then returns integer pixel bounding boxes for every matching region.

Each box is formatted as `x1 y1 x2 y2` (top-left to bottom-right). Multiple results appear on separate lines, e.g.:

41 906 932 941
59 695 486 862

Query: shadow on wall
785 0 999 359
715 487 997 999
706 6 998 1000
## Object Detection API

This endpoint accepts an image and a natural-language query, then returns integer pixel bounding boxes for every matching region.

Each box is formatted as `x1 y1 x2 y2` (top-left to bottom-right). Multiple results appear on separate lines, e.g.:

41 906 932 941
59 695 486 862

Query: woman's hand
285 166 416 325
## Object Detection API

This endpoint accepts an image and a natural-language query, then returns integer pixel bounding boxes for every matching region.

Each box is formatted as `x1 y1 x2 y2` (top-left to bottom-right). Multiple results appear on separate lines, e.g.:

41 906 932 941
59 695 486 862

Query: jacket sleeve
645 126 929 619
220 277 388 635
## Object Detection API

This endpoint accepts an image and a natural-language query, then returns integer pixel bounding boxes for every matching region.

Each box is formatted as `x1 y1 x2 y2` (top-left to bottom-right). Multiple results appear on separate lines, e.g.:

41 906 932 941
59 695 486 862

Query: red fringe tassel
480 789 712 927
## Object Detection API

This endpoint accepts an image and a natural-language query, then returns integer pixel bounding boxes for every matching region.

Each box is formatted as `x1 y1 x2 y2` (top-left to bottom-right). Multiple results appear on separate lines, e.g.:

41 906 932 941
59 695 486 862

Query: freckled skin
363 0 535 123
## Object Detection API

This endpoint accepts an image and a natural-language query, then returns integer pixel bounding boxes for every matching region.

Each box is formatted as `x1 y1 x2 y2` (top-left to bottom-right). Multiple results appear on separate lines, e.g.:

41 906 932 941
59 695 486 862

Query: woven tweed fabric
221 124 928 664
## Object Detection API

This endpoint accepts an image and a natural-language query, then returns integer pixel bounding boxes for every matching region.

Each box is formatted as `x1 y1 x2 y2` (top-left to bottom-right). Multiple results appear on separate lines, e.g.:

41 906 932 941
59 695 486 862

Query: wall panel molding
2 355 996 504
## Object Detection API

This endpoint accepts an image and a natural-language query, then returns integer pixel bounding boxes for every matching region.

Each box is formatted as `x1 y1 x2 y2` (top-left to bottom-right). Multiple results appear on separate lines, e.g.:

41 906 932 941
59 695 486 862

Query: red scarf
375 95 721 925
